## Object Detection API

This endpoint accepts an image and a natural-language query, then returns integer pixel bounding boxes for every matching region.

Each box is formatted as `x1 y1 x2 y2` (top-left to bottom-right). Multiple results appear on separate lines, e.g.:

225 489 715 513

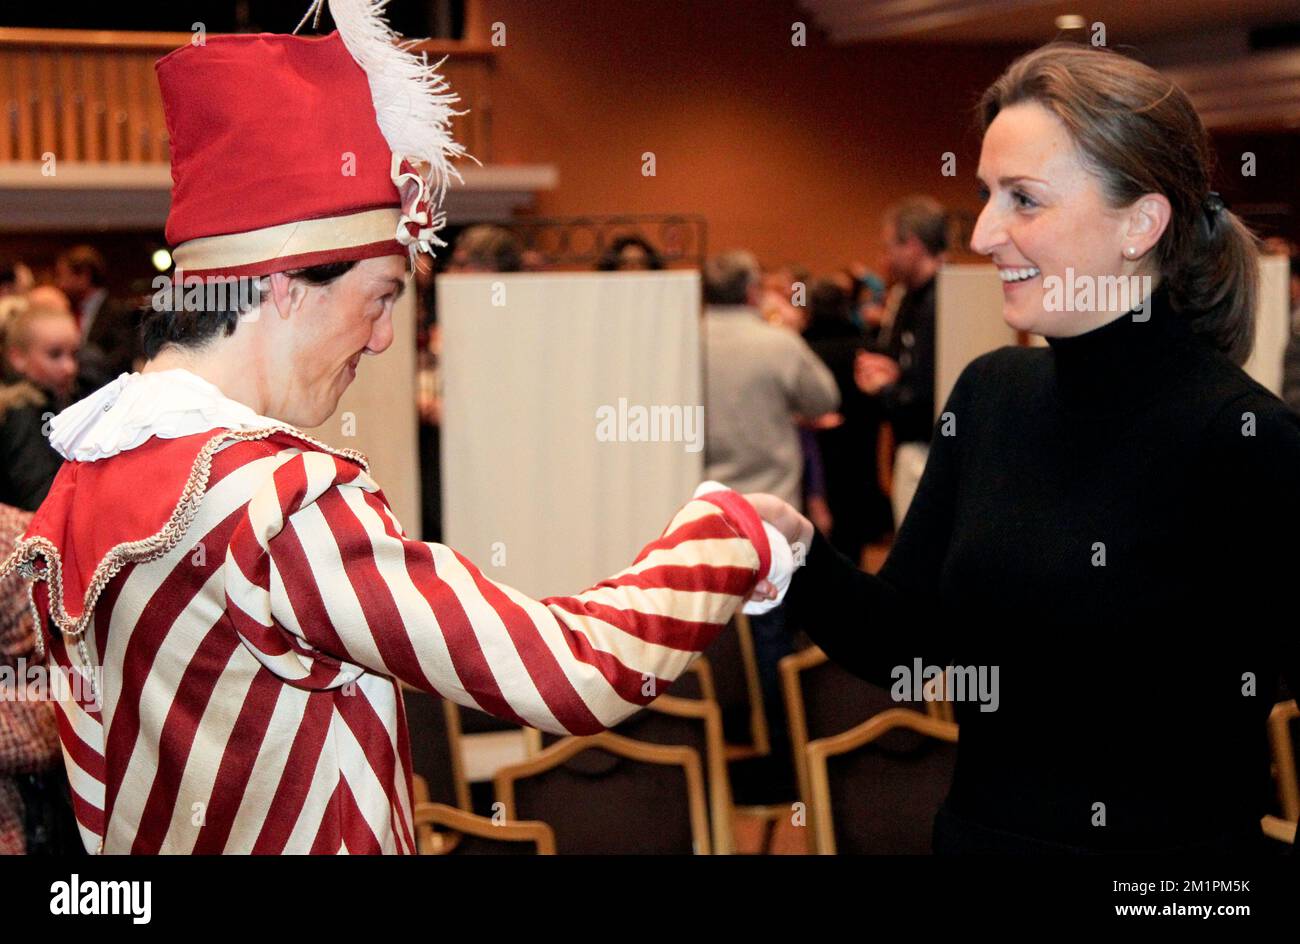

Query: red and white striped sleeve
229 449 770 735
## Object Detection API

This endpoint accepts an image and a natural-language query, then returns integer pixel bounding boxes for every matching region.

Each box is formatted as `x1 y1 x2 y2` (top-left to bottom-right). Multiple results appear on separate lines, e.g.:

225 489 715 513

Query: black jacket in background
79 296 144 393
877 277 937 445
0 381 67 512
805 317 891 552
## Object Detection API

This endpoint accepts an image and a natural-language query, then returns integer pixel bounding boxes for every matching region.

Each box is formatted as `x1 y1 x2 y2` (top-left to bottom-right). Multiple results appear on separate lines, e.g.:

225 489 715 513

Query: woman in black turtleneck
749 43 1300 854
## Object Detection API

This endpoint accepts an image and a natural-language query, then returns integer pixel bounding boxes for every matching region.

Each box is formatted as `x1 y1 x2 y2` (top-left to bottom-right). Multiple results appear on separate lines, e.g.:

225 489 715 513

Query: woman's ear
266 271 310 320
1123 194 1172 258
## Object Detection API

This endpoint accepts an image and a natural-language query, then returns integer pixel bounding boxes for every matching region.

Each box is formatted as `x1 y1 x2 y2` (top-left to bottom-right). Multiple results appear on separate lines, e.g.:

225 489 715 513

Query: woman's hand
742 493 815 602
742 492 815 555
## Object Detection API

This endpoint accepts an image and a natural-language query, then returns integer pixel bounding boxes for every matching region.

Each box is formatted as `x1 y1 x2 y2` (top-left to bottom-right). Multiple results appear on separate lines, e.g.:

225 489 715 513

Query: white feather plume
297 0 476 249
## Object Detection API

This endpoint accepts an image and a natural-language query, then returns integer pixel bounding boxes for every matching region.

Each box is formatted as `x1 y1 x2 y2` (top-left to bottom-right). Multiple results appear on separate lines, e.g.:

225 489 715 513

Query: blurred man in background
702 249 838 801
55 245 141 392
857 196 947 528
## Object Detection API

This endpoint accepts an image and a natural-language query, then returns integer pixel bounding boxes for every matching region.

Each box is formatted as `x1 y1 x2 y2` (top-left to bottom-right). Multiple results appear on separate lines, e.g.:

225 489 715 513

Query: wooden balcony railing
0 27 494 166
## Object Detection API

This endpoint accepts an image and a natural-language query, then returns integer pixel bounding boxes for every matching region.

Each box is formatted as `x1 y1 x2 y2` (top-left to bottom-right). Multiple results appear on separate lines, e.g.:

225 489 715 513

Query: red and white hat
157 0 466 278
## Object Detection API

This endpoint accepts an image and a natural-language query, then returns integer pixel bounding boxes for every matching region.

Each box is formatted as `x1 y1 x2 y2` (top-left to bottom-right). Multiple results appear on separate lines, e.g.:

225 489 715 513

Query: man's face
55 261 92 305
267 255 406 428
881 221 920 286
8 313 80 397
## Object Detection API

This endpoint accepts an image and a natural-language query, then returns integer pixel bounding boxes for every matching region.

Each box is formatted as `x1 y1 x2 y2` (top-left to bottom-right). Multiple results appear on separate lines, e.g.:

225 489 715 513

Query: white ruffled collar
50 369 290 462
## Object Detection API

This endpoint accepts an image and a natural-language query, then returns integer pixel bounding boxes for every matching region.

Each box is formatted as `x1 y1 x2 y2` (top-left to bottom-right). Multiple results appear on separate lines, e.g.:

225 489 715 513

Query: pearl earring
1125 247 1138 258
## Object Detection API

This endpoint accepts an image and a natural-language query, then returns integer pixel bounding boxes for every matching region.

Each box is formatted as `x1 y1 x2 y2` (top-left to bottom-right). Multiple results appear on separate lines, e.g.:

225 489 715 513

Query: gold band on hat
172 206 403 276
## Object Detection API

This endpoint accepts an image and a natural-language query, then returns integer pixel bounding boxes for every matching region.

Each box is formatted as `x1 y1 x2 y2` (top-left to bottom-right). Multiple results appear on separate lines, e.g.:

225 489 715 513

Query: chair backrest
1268 699 1299 822
539 673 734 852
622 694 735 854
807 707 958 854
413 802 555 855
781 646 941 850
495 731 711 854
401 685 471 811
664 658 713 701
1261 814 1297 846
703 612 769 755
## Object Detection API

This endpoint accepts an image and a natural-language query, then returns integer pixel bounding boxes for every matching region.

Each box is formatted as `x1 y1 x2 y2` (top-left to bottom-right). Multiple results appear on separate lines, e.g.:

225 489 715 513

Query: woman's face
970 101 1161 336
8 312 80 398
267 255 405 428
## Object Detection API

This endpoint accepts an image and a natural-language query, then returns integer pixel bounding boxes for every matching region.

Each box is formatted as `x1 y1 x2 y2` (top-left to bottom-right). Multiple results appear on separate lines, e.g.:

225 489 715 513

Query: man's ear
267 271 310 320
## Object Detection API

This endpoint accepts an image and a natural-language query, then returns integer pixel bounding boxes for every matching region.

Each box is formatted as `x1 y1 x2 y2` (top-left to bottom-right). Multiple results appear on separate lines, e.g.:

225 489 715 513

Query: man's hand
799 411 844 431
805 494 833 537
855 350 900 395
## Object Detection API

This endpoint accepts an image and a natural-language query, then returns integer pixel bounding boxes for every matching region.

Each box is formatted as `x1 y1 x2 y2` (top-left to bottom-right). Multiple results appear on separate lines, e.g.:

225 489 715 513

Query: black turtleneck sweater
786 282 1300 853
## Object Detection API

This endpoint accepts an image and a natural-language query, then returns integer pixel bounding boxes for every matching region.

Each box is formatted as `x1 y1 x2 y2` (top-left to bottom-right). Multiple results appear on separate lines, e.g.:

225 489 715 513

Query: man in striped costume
0 2 791 853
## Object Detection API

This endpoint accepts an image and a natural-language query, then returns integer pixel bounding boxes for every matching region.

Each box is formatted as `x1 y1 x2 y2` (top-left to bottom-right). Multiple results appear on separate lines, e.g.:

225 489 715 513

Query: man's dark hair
140 260 357 360
596 234 664 271
58 245 108 287
886 196 949 257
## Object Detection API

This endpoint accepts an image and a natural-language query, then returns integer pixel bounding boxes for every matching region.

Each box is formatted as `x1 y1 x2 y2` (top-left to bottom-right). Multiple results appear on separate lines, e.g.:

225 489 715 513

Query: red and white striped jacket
0 426 770 854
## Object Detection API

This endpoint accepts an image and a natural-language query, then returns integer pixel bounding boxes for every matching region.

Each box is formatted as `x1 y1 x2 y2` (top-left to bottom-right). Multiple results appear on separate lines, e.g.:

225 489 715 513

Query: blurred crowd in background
3 198 1300 851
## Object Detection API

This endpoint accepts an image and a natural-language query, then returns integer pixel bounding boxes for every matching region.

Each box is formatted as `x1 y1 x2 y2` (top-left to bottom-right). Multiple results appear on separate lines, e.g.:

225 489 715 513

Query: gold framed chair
631 691 735 854
1264 697 1298 845
669 656 717 703
780 646 952 851
921 671 955 723
494 730 711 854
732 612 770 757
1268 698 1299 822
1261 814 1297 845
806 707 958 854
402 684 472 807
713 612 794 852
412 801 556 855
780 646 825 849
532 657 734 851
703 612 770 761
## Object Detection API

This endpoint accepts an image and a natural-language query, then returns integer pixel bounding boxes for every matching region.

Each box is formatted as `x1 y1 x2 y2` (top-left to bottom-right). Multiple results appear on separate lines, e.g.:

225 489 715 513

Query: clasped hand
741 492 814 603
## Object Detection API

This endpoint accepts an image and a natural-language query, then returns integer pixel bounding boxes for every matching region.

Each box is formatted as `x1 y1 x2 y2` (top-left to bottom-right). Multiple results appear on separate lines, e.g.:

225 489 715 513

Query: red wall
472 0 1033 273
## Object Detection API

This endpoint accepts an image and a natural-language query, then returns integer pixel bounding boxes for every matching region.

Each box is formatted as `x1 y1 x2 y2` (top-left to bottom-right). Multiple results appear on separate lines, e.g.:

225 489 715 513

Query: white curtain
1243 254 1290 396
439 271 703 598
310 287 420 533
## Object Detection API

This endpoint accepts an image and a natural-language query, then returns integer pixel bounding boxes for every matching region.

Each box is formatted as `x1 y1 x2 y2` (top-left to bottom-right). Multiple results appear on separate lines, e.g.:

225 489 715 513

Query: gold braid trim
0 426 370 659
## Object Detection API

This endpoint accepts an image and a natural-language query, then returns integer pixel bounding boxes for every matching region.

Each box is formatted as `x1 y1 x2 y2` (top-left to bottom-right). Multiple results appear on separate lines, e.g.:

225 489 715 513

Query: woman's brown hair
978 42 1259 365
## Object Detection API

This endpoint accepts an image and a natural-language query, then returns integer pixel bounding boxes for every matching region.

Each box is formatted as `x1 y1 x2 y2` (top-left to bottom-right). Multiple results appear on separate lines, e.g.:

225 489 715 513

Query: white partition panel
935 264 1020 415
439 271 703 599
1243 254 1290 396
309 286 420 534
